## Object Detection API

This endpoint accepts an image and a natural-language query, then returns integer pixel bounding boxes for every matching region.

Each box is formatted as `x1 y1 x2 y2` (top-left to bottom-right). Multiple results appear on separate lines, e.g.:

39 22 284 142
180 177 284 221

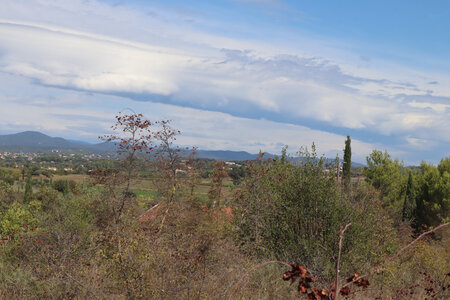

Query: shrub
0 201 41 239
234 147 345 275
234 146 399 278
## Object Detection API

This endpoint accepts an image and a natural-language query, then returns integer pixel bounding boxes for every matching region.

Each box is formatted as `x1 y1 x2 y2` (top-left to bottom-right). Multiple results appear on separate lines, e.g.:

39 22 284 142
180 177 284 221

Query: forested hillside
0 113 448 299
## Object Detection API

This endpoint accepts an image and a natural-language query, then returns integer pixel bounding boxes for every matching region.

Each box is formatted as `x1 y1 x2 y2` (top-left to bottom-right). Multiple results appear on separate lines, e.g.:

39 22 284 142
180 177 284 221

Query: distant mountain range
0 131 80 149
0 131 363 166
0 131 274 160
0 131 112 153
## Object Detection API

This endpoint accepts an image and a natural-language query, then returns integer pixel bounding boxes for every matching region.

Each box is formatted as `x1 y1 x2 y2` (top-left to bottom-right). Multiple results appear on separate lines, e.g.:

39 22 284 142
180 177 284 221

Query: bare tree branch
335 223 351 300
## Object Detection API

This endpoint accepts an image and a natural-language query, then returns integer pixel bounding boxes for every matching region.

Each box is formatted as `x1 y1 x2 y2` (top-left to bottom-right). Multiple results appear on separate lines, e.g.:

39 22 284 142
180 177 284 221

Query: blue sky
0 0 449 164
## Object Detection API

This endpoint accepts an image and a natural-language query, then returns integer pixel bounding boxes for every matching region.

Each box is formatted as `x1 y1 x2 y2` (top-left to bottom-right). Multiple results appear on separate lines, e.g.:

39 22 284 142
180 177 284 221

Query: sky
0 0 449 164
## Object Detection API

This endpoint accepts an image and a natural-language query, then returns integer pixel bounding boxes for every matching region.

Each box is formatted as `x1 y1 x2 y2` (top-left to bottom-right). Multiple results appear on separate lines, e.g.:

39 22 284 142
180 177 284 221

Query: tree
152 120 183 204
228 165 246 186
101 112 155 195
208 161 227 207
402 172 415 222
24 173 33 203
64 179 70 196
234 146 398 277
280 145 288 165
413 159 449 230
95 112 156 223
235 146 344 271
363 150 406 221
151 120 189 231
438 156 450 175
186 148 200 201
343 136 351 190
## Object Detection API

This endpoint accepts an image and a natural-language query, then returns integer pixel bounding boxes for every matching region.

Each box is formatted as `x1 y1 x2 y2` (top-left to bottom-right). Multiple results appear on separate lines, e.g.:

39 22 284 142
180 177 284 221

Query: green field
50 174 235 208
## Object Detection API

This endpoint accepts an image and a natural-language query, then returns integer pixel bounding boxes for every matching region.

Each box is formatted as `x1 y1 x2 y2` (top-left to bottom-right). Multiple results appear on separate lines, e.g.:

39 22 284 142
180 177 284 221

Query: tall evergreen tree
24 173 33 202
402 172 414 222
413 159 449 230
343 136 351 189
63 179 70 196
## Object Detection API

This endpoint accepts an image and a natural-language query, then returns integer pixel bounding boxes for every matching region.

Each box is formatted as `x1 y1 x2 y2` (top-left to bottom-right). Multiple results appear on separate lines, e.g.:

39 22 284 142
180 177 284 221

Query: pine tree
402 172 414 222
342 136 351 189
24 173 33 202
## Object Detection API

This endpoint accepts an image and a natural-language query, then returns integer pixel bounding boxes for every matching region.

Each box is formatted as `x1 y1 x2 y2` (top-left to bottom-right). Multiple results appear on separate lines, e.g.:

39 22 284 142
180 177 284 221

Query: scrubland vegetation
0 113 448 299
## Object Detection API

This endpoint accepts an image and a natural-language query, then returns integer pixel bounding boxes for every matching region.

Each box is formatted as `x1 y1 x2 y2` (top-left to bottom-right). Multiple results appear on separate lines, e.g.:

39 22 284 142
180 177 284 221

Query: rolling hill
0 131 364 166
0 131 274 160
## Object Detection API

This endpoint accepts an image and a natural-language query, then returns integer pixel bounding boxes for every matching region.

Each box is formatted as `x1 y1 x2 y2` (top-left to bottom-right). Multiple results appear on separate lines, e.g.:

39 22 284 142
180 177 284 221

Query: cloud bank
0 0 449 164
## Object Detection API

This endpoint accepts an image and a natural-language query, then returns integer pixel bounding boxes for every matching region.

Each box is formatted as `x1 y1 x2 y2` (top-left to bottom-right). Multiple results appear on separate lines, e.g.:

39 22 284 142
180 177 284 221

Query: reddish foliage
283 264 308 282
283 265 372 299
283 265 319 296
306 288 330 300
346 273 369 289
100 112 157 155
339 286 350 296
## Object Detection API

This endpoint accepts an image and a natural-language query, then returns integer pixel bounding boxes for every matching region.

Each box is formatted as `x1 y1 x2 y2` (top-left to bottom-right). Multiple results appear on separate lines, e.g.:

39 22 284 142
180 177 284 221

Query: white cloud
0 0 448 164
0 22 184 95
408 101 450 113
171 108 376 162
405 137 437 150
1 20 448 138
0 77 375 162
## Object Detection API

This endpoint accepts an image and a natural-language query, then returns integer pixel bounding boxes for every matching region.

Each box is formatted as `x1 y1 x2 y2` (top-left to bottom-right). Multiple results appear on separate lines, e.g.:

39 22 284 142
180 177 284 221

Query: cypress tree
335 154 340 184
413 193 426 231
24 173 33 202
402 172 414 222
343 136 352 189
63 179 70 196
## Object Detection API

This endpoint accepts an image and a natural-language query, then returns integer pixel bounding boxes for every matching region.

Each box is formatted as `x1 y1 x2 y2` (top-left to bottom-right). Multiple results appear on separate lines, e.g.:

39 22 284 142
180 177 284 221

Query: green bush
234 146 399 278
0 201 41 239
0 181 15 209
234 147 344 275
